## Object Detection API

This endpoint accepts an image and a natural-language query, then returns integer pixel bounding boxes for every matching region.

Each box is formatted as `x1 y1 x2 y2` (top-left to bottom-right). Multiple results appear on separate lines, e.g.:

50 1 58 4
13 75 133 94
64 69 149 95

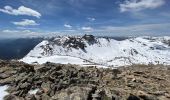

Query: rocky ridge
22 35 170 66
0 60 170 100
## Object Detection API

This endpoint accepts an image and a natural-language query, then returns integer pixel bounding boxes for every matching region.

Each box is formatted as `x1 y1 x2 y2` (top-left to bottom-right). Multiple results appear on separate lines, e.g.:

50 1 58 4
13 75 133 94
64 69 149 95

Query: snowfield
0 86 8 100
21 55 88 65
21 35 170 67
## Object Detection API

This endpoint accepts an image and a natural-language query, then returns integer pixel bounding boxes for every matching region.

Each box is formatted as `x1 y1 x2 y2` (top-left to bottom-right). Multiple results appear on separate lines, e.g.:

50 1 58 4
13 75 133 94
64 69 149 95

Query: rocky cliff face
0 60 170 100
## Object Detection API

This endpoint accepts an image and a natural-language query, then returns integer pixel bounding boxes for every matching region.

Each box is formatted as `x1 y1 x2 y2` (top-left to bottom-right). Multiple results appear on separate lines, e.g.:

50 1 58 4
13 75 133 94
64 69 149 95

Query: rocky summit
0 60 170 100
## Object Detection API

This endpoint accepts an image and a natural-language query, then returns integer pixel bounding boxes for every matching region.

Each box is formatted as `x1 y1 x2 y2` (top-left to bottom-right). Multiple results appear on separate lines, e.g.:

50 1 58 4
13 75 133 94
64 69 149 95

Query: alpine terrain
21 35 170 67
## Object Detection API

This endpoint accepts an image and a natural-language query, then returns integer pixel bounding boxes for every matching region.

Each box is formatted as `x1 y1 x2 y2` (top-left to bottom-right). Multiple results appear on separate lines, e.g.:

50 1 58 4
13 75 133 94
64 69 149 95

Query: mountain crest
21 36 170 67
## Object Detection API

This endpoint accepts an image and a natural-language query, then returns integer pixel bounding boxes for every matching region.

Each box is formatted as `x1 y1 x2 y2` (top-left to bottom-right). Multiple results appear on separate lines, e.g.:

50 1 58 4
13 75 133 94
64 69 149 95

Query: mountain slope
21 35 170 67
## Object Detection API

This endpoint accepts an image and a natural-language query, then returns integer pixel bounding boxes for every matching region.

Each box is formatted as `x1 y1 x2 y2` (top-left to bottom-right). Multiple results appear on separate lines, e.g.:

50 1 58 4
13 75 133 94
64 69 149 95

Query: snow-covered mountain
21 35 170 67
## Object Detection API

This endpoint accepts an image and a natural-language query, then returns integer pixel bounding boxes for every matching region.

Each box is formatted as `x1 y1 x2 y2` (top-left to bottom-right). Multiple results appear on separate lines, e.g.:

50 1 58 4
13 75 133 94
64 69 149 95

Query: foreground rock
0 60 170 100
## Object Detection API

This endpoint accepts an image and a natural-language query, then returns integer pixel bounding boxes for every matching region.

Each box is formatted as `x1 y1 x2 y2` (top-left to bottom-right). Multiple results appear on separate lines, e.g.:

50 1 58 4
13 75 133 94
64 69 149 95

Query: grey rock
127 94 140 100
25 94 36 100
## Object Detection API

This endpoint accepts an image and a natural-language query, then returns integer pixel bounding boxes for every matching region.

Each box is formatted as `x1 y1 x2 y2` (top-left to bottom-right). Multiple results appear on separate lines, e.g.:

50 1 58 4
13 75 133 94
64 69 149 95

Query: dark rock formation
82 34 96 45
43 35 97 52
162 39 170 46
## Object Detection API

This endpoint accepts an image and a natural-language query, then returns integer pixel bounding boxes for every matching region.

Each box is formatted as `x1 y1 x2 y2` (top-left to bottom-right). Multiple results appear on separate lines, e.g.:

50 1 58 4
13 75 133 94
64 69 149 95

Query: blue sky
0 0 170 38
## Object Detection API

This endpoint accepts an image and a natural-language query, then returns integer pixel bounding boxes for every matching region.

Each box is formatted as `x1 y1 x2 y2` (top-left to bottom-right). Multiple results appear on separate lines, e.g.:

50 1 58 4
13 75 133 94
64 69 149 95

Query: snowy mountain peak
51 34 97 49
21 35 170 67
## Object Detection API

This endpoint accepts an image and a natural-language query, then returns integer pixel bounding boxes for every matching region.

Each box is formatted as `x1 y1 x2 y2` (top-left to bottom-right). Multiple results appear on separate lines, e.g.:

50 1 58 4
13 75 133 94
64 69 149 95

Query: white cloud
63 29 77 32
2 29 36 34
87 17 96 21
16 27 38 30
81 26 93 32
120 0 165 12
2 30 19 33
22 30 31 33
12 19 39 26
0 6 41 18
64 24 72 28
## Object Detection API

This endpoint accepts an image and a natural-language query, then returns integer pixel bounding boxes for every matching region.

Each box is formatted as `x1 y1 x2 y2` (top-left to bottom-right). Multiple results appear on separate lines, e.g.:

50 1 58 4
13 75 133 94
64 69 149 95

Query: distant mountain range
21 35 170 67
0 38 43 60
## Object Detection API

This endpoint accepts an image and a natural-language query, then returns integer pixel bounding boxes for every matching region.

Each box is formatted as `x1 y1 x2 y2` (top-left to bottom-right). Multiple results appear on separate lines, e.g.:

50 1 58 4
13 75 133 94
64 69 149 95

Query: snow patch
21 55 88 65
28 89 39 95
0 85 8 100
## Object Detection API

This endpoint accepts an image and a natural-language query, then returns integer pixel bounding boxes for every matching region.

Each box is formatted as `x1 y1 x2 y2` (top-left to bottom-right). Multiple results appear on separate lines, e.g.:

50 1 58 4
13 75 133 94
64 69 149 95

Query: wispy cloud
1 29 40 38
81 26 93 32
2 29 37 34
87 17 96 21
91 23 170 36
64 24 72 28
120 0 165 12
12 19 39 26
16 27 38 30
2 30 19 33
0 6 41 18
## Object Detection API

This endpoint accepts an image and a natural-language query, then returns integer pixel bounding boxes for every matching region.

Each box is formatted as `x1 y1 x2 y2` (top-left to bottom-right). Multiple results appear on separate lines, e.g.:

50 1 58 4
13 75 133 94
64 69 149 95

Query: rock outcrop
0 60 170 100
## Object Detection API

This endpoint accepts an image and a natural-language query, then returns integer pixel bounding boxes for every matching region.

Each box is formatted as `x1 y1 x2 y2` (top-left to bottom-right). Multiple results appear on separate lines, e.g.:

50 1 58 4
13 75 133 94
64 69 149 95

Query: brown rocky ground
0 60 170 100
